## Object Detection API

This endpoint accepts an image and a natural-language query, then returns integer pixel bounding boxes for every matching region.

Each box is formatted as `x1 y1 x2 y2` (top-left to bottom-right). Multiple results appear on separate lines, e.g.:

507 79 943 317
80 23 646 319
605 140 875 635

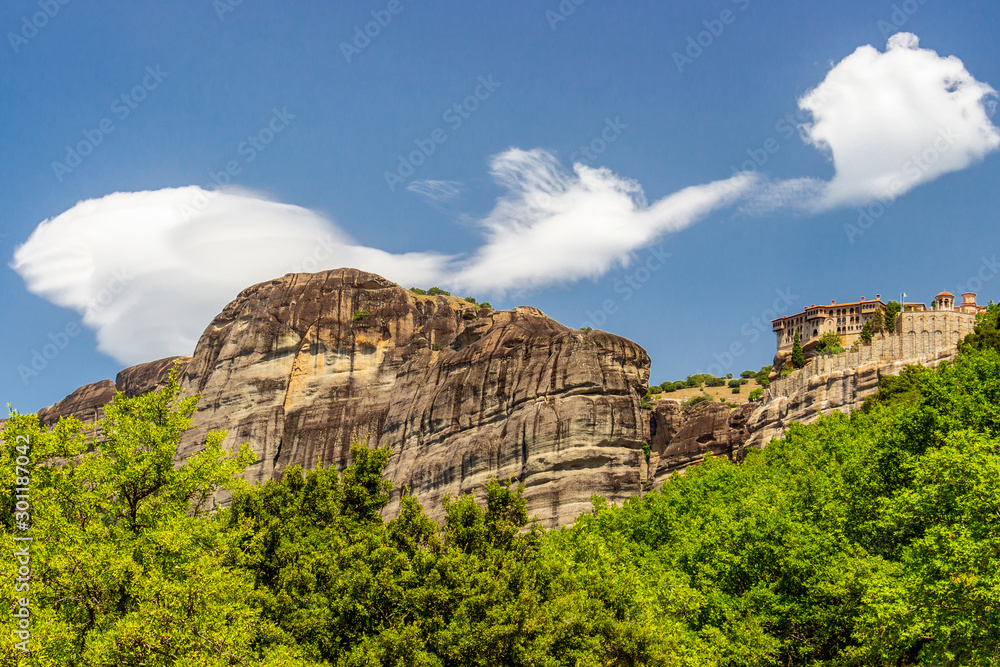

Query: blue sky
3 0 1000 413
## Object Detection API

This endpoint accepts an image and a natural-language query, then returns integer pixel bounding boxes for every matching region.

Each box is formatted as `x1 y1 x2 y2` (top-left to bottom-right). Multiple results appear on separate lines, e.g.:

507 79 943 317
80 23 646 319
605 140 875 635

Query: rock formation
642 399 755 483
29 267 959 527
36 380 117 438
31 269 652 527
746 347 958 447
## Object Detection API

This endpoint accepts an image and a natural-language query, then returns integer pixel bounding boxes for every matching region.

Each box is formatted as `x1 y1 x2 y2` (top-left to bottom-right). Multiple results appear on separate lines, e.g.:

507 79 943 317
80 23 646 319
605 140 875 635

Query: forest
2 309 1000 665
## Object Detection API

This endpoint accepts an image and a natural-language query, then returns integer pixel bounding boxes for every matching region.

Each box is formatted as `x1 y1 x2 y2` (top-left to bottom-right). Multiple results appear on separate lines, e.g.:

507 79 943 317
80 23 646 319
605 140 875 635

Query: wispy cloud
450 148 755 293
406 179 463 201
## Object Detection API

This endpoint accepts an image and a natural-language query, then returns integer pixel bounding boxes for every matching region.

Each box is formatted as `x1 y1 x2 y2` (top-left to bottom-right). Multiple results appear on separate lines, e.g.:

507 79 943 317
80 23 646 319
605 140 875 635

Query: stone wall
766 311 972 403
748 347 957 448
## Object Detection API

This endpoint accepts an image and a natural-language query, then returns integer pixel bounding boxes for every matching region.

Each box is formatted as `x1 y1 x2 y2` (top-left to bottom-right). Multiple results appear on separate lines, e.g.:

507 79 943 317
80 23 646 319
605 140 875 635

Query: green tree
884 300 901 333
791 330 806 368
859 320 874 344
814 331 844 355
0 370 304 665
959 300 1000 353
869 307 885 335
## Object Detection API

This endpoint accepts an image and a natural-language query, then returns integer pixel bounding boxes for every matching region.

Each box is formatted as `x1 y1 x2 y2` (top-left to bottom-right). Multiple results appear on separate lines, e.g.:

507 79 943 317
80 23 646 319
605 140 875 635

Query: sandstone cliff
20 269 656 526
35 268 952 527
746 347 958 447
118 268 649 527
642 399 755 484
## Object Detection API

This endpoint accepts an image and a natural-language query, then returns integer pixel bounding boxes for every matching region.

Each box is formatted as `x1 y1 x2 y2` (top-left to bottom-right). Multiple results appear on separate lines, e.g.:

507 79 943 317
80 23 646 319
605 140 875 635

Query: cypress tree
791 330 806 368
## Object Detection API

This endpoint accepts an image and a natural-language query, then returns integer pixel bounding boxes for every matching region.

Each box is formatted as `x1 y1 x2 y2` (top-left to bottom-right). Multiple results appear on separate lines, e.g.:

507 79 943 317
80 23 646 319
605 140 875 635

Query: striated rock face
116 356 192 397
37 380 118 435
643 400 755 483
746 348 958 447
28 356 192 436
171 268 651 526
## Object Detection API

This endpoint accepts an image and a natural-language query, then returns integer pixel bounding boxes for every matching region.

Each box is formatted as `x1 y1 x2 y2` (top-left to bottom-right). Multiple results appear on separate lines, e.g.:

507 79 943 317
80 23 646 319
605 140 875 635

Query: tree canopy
5 338 1000 664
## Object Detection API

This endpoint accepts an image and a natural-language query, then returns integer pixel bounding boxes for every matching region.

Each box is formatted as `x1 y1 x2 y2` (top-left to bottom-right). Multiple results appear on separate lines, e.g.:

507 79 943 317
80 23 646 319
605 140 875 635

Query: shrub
661 382 677 393
748 388 763 401
740 370 756 379
464 296 478 304
726 373 733 379
641 441 650 463
352 309 370 322
580 326 593 332
428 287 451 296
705 377 726 387
683 395 711 406
731 387 741 394
409 287 428 295
727 379 742 388
780 367 793 377
479 302 494 310
815 331 845 355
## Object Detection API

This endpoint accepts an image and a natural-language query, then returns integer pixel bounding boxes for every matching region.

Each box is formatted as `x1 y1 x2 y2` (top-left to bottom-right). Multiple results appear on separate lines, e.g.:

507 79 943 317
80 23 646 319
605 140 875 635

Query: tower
934 291 955 310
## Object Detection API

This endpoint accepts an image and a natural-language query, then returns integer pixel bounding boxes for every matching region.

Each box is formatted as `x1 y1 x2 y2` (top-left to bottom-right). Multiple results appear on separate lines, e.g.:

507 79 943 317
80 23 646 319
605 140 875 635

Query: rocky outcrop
41 268 965 526
746 347 958 447
116 356 191 397
28 356 191 437
16 269 651 526
164 269 650 527
37 380 118 436
643 400 755 483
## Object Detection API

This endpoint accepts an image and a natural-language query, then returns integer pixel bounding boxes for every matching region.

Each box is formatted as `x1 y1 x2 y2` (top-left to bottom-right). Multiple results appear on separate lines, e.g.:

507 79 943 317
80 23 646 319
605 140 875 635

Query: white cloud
451 149 756 293
757 33 999 211
10 187 449 365
406 180 462 201
13 34 999 366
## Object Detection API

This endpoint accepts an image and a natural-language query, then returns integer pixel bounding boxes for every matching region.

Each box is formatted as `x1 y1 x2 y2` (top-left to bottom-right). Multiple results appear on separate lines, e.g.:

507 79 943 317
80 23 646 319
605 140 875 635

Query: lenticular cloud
11 187 449 364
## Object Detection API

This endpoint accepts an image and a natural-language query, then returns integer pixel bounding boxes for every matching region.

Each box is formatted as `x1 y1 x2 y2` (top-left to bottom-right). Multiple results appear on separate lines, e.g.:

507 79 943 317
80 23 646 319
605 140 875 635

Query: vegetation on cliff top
3 308 1000 664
